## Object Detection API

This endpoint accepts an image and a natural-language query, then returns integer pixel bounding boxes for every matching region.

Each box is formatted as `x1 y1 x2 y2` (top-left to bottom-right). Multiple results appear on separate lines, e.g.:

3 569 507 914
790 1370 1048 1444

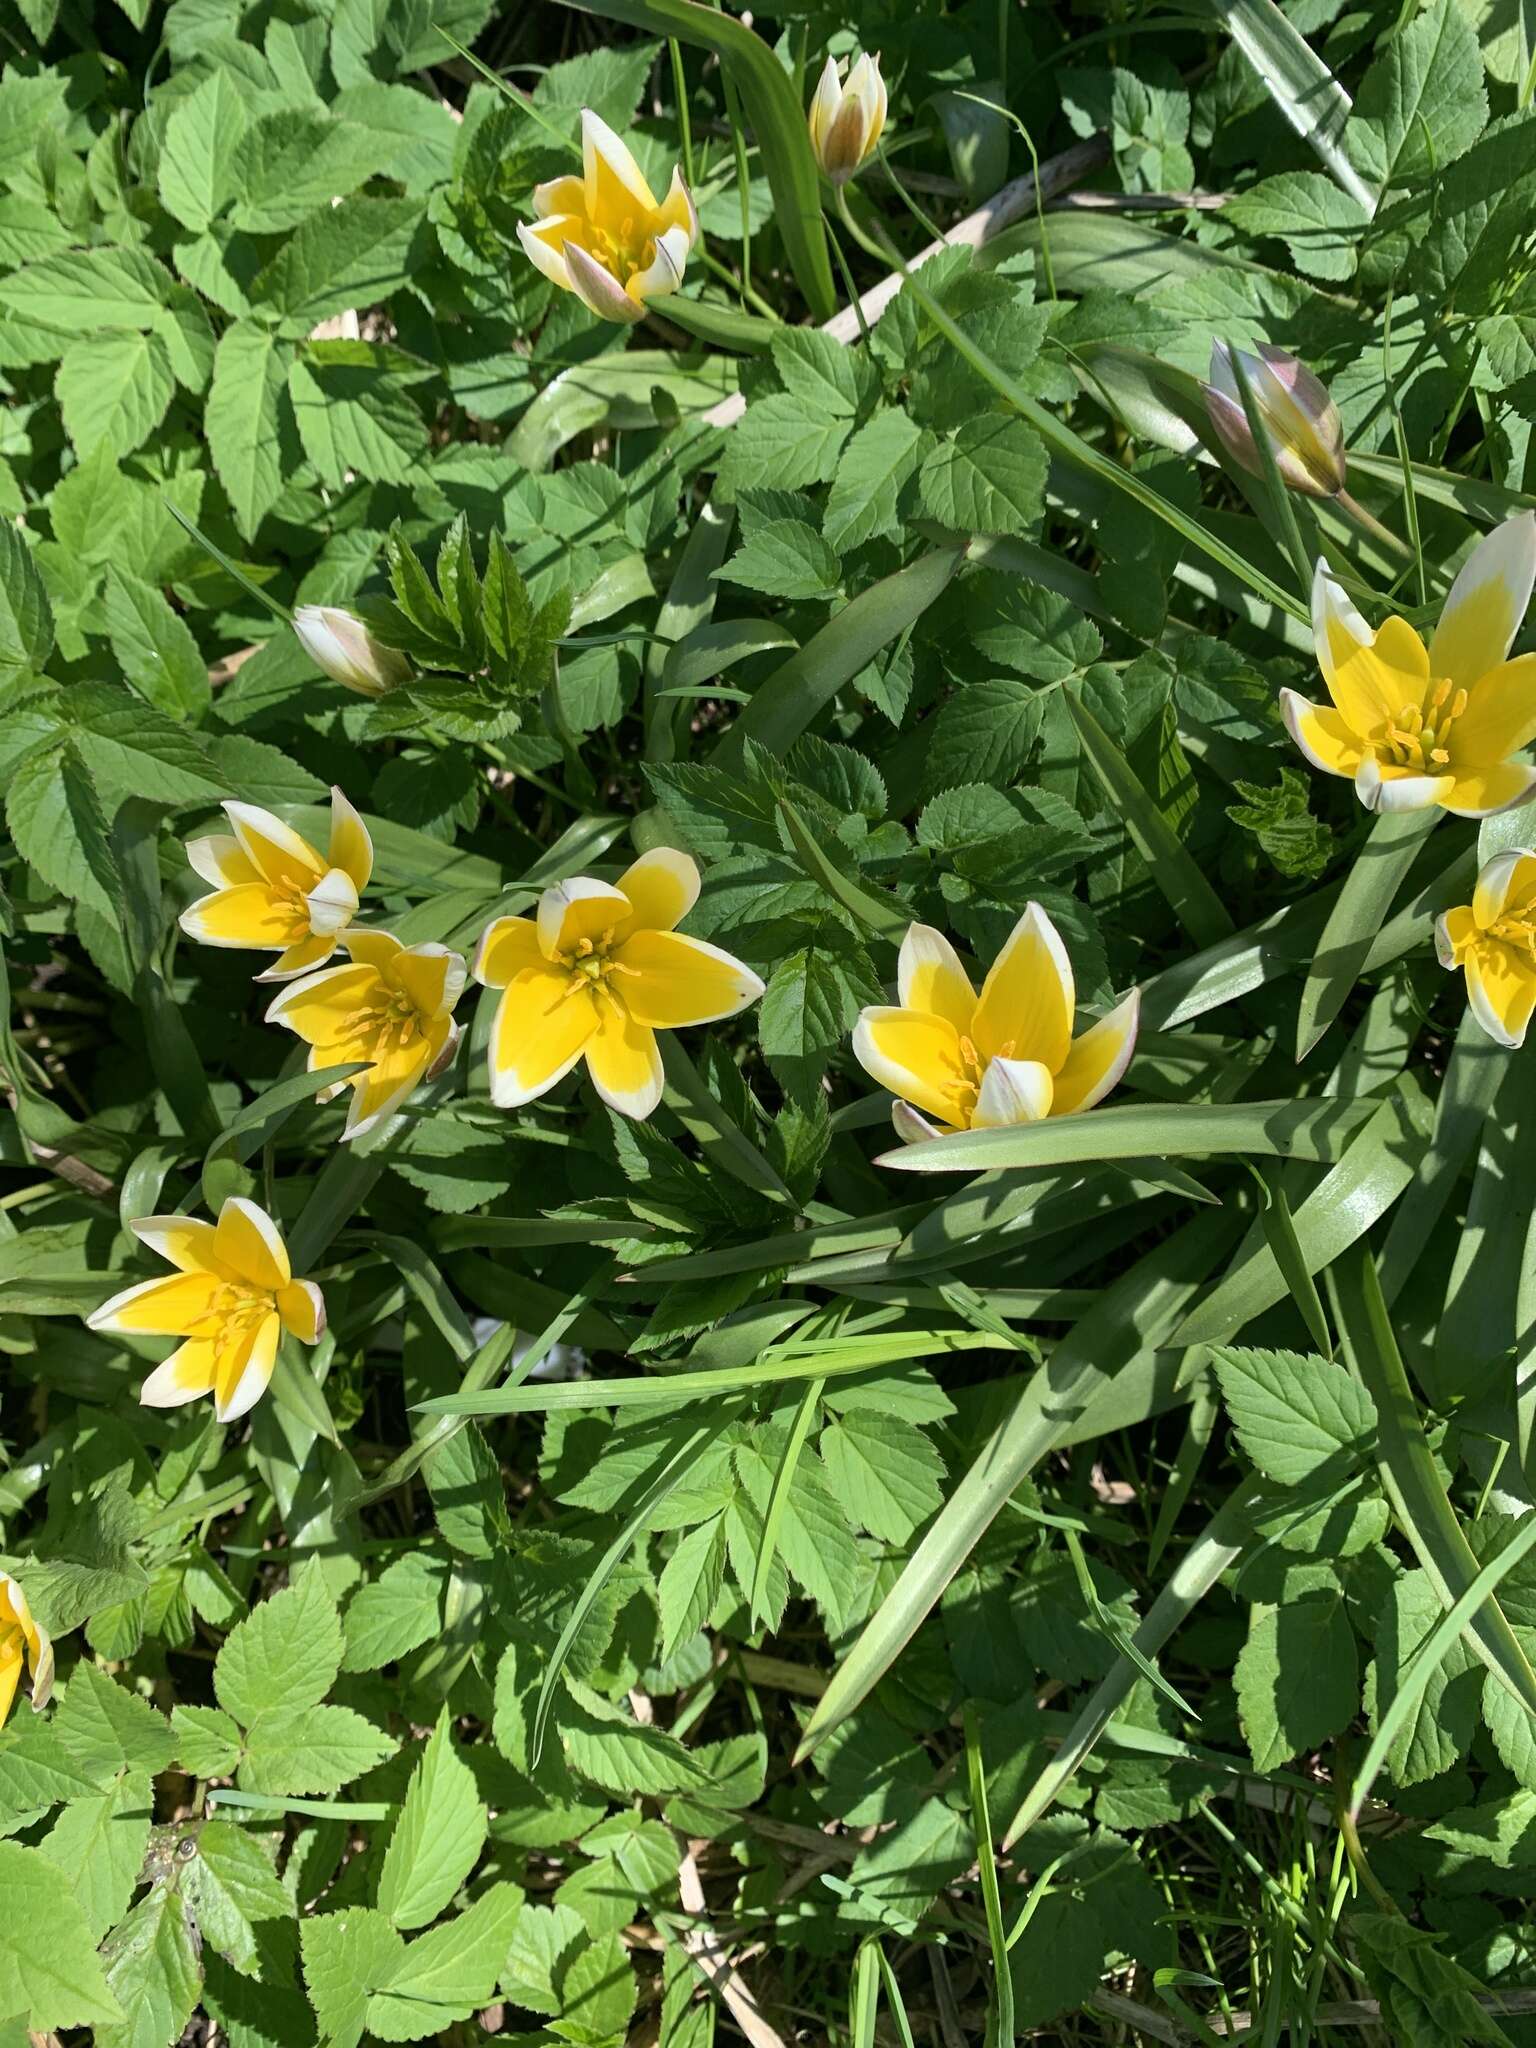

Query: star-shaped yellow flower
852 906 1140 1142
180 787 373 980
88 1197 324 1423
473 848 764 1122
0 1572 52 1732
265 932 465 1142
1284 515 1536 816
1435 846 1536 1048
518 109 699 326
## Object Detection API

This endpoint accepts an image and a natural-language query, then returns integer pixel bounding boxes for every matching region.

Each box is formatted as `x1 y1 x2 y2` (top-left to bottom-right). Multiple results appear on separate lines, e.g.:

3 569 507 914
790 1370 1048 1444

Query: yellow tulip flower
517 109 699 326
0 1572 52 1732
180 787 373 981
808 51 888 184
1435 846 1536 1048
265 931 466 1142
87 1197 324 1424
852 906 1140 1141
1283 515 1536 816
473 847 764 1122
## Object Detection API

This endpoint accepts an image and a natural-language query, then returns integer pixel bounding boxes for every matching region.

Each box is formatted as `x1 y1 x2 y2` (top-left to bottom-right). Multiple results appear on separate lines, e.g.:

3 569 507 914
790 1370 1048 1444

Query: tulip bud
808 52 888 185
293 606 412 699
1202 342 1346 500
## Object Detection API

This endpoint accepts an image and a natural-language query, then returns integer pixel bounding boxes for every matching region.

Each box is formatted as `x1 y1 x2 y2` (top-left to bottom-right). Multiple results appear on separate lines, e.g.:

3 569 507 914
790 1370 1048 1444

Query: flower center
954 1034 1017 1124
271 874 317 939
592 212 654 280
1487 904 1536 963
192 1280 273 1339
1383 679 1467 773
340 987 423 1060
554 929 637 1014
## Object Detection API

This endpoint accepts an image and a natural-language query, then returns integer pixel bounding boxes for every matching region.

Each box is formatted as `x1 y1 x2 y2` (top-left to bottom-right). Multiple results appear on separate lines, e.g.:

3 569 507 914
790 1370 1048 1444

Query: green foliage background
3 0 1536 2039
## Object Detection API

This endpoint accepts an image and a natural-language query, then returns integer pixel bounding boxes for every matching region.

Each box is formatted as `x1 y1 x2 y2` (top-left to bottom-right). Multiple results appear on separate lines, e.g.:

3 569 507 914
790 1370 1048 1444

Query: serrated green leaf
377 1711 486 1930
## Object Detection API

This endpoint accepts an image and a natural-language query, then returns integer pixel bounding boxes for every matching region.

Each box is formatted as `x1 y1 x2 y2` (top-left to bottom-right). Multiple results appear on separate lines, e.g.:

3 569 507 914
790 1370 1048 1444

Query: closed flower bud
808 52 887 185
1202 342 1346 500
293 605 412 698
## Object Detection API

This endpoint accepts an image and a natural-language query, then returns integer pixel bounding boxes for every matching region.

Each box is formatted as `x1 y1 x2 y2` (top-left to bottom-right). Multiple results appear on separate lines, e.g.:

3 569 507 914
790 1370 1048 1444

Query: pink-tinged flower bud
808 52 888 185
1202 342 1346 499
293 606 412 698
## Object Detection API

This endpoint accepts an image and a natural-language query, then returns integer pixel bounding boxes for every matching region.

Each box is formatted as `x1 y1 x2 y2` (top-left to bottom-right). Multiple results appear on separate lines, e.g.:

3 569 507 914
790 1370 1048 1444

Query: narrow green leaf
1295 808 1438 1058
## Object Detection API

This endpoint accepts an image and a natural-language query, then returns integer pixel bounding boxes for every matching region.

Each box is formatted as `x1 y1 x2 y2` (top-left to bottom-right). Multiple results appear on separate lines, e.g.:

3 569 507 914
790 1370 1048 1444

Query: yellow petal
532 172 585 216
266 963 380 1047
0 1641 20 1731
390 943 466 1022
628 224 690 303
214 1196 290 1290
140 1336 219 1408
129 1216 220 1274
1474 849 1536 928
344 1037 434 1142
343 930 404 973
1428 512 1536 693
518 216 575 294
971 1057 1053 1127
614 847 700 935
585 1003 664 1118
1449 654 1536 769
1465 942 1536 1049
852 1005 972 1126
1279 690 1362 778
1353 756 1452 813
180 884 305 950
277 1279 326 1344
1311 562 1378 716
1330 615 1428 744
88 1271 223 1336
897 924 975 1034
656 167 699 248
488 965 598 1108
616 929 764 1028
474 916 543 988
537 877 631 958
582 106 658 224
257 932 339 983
1441 760 1536 820
224 801 324 892
187 833 258 889
1435 904 1477 967
1052 989 1140 1116
0 1572 44 1675
214 1313 281 1424
971 903 1074 1070
327 786 373 892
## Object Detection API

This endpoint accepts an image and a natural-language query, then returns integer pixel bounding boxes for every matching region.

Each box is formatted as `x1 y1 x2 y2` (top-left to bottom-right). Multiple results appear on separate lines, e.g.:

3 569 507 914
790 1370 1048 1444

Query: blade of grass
1003 1474 1266 1846
751 1375 825 1630
710 547 966 767
965 1707 1016 2048
875 1096 1381 1176
1352 1512 1536 1818
1296 808 1439 1058
1174 1079 1431 1345
795 1206 1241 1761
414 1327 997 1416
531 1411 735 1767
1330 1248 1536 1725
1065 693 1235 948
